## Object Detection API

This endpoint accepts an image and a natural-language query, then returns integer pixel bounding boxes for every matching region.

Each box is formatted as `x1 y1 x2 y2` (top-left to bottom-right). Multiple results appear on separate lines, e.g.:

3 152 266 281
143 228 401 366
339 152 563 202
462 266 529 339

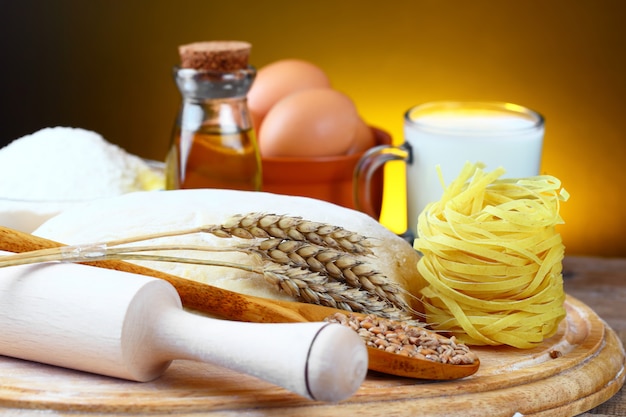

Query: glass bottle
165 66 262 191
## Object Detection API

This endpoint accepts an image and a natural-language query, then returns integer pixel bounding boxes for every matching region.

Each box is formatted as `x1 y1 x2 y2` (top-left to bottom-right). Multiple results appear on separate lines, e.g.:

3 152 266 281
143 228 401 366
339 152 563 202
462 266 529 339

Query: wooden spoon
0 226 479 380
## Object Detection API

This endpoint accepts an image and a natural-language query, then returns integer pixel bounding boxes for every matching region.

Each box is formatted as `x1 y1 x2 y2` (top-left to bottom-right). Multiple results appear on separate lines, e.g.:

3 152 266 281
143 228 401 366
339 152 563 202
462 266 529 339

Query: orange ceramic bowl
261 127 391 219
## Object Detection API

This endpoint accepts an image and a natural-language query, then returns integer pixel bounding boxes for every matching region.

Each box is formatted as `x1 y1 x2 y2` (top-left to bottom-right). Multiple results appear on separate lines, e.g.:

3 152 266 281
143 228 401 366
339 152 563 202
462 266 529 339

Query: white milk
404 105 544 234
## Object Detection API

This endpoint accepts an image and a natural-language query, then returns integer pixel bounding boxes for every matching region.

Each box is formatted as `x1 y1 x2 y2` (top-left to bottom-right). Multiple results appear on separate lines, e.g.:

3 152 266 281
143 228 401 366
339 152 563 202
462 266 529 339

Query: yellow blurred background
1 1 625 257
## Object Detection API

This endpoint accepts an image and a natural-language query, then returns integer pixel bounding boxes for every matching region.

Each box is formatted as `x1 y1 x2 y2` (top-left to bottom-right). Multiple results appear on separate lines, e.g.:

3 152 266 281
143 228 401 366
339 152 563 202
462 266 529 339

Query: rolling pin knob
306 322 368 402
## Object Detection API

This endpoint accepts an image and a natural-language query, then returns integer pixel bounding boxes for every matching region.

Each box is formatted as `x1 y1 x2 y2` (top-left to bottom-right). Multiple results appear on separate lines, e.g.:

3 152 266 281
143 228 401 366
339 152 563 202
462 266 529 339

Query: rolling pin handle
155 311 368 402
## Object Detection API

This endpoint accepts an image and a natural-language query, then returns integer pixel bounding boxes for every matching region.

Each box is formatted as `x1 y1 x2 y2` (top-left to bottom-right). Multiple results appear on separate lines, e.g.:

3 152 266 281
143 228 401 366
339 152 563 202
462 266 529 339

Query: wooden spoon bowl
0 226 479 380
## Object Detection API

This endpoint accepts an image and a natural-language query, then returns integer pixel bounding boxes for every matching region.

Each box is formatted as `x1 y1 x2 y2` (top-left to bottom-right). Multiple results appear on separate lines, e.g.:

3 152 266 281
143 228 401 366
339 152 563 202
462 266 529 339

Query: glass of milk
353 101 544 238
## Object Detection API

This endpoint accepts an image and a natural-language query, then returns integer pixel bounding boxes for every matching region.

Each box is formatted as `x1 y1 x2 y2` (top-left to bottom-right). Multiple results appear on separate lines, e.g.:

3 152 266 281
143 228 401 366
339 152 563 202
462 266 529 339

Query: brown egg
347 117 377 155
248 59 331 132
259 88 359 158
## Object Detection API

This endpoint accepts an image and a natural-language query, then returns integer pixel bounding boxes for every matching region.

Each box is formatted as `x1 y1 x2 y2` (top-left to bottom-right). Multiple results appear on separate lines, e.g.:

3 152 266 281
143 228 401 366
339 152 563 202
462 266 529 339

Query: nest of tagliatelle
413 162 570 349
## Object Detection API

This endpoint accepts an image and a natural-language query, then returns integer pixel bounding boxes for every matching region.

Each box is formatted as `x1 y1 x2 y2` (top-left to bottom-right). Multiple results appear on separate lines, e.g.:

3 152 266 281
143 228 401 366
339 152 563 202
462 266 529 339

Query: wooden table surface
561 256 626 416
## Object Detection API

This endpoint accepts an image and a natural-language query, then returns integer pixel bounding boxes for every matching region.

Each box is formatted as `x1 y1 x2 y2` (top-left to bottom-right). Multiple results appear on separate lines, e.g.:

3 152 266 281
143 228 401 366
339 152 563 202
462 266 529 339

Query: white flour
0 127 164 232
0 127 160 200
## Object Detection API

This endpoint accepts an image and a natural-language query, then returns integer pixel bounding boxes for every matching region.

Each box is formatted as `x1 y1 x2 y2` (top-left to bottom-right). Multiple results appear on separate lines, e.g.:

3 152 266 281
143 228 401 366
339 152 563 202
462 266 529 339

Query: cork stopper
178 41 251 71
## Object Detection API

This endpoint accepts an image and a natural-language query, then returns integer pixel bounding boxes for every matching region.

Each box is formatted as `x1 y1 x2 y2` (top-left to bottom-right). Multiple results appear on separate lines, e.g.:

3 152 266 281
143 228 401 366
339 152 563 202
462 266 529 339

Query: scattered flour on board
0 127 163 200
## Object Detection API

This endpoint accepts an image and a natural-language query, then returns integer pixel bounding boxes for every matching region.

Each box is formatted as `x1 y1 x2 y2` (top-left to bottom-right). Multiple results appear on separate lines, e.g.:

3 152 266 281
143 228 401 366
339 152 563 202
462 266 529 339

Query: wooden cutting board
0 295 623 417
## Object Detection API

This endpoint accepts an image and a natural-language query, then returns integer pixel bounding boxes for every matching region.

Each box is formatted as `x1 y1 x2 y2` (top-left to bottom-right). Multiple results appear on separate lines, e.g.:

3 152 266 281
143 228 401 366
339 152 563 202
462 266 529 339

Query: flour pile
0 127 164 232
0 127 162 200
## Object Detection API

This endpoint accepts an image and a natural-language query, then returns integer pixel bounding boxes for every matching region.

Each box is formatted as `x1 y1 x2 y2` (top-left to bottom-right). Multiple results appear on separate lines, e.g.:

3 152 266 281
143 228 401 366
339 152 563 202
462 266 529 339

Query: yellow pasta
414 162 569 348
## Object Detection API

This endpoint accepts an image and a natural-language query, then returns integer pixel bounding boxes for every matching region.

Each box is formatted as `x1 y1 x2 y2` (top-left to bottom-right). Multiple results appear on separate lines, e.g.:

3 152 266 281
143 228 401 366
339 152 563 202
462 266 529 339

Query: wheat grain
325 313 477 364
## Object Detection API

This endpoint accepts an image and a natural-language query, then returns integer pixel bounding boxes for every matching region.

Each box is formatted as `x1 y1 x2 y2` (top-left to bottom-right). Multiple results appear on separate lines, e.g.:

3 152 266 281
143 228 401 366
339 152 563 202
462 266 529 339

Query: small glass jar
165 66 262 191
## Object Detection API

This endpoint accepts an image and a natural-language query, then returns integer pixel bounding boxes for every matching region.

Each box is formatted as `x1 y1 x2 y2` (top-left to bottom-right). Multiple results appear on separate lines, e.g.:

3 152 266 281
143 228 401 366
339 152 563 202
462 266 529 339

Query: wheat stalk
0 213 416 321
218 213 376 255
262 264 414 321
249 238 412 317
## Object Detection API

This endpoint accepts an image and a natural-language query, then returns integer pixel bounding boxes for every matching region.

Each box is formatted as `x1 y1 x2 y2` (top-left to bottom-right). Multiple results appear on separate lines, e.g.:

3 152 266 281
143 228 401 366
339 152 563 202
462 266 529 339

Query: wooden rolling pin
0 259 368 403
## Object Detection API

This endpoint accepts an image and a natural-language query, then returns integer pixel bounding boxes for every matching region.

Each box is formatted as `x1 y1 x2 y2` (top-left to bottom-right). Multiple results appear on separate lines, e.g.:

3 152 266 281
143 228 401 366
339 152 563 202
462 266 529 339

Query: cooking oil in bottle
165 65 261 191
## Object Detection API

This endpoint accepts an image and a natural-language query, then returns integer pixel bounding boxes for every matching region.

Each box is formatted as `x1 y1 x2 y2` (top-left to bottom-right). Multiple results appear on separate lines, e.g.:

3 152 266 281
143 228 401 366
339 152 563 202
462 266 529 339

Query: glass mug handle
353 142 413 219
